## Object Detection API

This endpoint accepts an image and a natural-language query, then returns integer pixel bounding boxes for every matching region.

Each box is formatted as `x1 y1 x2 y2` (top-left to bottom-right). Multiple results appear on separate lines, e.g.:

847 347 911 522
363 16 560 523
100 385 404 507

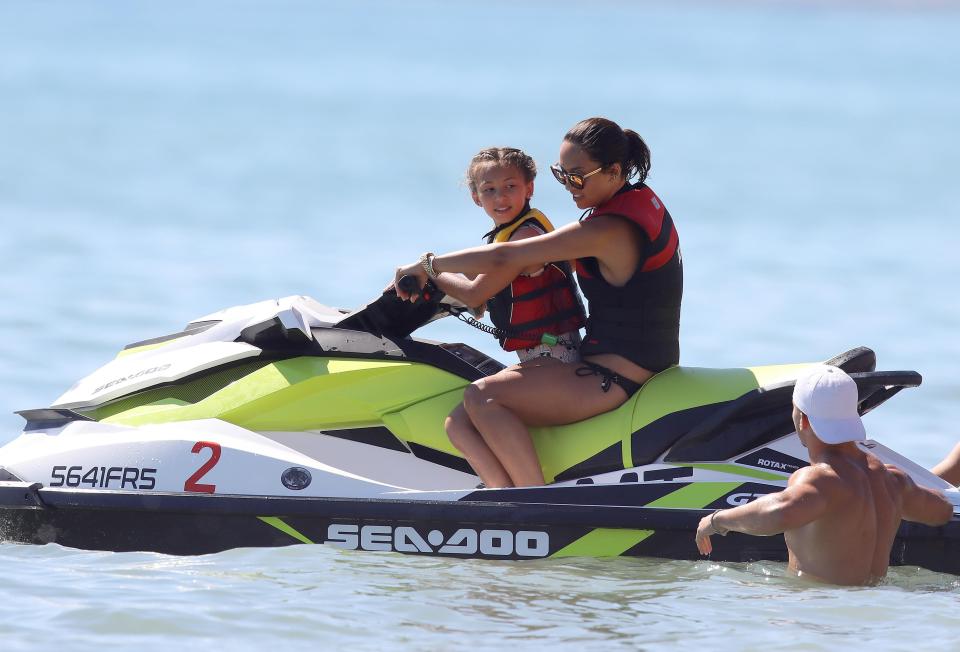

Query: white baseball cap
792 364 866 444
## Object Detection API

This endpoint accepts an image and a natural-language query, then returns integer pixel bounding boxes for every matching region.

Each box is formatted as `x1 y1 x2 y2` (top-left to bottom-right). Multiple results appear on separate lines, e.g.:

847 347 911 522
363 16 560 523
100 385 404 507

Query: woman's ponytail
622 129 651 184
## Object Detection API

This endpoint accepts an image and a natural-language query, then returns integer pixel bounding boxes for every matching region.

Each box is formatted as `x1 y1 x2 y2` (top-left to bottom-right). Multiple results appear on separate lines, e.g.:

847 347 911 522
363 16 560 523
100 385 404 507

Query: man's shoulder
791 462 840 482
858 450 911 490
789 462 855 496
880 462 913 492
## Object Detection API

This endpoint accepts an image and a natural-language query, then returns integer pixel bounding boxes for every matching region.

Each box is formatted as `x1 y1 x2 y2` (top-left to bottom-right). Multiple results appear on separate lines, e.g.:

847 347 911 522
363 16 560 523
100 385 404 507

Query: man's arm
932 442 960 487
888 465 954 526
695 468 833 555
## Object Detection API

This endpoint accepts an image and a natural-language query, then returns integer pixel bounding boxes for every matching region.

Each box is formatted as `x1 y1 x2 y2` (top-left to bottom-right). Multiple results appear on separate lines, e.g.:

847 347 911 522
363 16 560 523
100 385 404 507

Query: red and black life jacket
486 208 586 352
576 183 682 372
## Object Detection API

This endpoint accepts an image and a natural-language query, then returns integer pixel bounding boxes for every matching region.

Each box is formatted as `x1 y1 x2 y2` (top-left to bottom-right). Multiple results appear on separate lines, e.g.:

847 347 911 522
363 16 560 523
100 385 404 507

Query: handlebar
396 275 443 304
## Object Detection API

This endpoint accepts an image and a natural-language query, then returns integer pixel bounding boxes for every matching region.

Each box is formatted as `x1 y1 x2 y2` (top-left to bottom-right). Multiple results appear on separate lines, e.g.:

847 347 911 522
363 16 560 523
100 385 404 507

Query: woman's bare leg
463 383 545 486
463 358 633 487
444 403 513 488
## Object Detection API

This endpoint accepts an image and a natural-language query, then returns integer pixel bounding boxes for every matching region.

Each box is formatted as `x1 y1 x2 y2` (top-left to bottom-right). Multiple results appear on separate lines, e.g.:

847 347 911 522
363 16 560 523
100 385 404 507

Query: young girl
428 147 585 363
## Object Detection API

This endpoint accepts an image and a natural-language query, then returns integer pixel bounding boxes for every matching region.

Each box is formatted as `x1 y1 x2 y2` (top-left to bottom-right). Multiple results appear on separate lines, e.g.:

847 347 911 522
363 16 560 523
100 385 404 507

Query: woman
394 117 683 488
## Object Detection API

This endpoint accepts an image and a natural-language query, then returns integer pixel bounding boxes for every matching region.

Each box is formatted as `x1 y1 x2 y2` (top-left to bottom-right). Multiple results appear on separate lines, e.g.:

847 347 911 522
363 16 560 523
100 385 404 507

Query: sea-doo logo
756 458 797 472
325 524 549 557
94 363 172 393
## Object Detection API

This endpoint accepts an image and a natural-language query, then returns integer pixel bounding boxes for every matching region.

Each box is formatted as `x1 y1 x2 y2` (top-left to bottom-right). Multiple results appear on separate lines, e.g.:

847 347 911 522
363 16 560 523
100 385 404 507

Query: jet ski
1 282 958 573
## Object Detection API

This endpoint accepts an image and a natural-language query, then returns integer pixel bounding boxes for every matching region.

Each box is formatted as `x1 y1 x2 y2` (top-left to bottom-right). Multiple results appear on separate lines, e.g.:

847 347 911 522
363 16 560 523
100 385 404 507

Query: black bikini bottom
575 361 644 397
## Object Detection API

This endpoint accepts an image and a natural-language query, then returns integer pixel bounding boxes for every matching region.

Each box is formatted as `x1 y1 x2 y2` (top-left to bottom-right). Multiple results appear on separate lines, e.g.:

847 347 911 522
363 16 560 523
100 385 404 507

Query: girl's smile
471 164 534 225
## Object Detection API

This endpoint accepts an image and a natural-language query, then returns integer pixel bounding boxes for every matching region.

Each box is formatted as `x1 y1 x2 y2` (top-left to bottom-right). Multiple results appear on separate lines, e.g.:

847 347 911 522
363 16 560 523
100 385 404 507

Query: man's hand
695 510 726 555
695 514 715 555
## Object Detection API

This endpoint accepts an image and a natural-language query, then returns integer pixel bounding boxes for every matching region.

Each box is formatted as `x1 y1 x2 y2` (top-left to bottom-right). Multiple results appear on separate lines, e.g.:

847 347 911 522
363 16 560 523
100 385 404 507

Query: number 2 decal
184 441 221 493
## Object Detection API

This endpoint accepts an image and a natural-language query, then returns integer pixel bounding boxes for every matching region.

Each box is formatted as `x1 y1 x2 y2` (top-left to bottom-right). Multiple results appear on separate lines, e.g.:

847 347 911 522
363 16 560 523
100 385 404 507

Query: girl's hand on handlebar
393 263 427 301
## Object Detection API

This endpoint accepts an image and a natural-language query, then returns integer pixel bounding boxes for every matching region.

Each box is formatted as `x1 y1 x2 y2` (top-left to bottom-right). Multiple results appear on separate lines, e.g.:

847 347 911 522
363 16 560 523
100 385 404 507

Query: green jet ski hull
0 291 956 572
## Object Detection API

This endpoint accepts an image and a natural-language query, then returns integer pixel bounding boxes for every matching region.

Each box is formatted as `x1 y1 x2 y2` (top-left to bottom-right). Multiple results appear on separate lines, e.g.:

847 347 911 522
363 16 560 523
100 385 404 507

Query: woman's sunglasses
550 164 603 190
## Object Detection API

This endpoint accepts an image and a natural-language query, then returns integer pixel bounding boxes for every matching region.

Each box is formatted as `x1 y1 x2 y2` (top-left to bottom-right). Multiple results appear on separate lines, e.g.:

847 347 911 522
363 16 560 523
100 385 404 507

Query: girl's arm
430 271 510 308
508 224 555 276
394 217 629 300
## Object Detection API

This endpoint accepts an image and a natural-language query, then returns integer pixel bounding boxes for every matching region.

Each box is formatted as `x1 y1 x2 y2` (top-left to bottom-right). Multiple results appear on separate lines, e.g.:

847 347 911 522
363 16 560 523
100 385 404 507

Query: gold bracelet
419 252 438 279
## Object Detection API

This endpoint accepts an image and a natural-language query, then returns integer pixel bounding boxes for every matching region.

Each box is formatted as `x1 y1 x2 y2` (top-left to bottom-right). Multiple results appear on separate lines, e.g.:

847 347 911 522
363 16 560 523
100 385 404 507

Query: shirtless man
695 365 953 585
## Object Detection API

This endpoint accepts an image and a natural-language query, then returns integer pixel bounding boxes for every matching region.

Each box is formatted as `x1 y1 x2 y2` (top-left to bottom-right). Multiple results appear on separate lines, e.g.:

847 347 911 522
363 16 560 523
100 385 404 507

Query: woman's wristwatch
419 252 438 279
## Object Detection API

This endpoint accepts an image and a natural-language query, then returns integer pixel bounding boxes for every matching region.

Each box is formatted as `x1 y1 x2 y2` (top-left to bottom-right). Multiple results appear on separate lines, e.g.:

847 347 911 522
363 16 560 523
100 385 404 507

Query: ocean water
2 0 959 649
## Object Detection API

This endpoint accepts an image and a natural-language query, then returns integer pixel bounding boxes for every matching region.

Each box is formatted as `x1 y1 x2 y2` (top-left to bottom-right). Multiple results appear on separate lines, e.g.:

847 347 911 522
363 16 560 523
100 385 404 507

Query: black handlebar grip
397 275 422 298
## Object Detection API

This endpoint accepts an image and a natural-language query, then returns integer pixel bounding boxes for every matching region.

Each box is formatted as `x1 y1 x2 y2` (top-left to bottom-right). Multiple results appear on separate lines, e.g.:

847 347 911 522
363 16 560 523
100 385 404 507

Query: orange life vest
486 208 586 352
